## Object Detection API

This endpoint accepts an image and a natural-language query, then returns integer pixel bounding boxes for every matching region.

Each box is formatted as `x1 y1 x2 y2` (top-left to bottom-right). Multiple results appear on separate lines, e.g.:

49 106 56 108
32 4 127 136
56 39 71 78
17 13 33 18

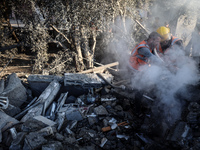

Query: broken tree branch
7 19 19 43
50 24 71 44
0 44 21 52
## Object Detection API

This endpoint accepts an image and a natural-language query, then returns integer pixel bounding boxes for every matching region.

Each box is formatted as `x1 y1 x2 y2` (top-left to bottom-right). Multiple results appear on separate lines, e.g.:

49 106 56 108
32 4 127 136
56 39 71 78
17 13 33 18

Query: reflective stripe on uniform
171 38 180 46
128 63 139 71
131 44 149 56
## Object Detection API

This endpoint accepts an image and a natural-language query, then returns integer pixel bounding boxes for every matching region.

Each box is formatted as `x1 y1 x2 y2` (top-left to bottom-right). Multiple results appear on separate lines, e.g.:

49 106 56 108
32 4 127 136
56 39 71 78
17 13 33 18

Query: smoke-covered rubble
0 72 200 150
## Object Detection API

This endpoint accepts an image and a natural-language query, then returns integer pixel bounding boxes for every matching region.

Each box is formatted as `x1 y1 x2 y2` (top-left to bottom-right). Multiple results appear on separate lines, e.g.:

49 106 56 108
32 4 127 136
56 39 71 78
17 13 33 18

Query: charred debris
0 65 200 150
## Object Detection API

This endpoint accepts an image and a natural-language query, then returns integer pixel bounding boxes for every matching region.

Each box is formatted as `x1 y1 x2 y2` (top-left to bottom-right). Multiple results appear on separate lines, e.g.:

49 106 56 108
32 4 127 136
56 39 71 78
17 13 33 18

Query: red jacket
129 40 153 70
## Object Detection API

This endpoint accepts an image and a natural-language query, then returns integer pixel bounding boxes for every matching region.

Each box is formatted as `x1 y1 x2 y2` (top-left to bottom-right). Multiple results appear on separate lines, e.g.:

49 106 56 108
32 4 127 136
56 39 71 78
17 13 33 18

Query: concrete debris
0 111 19 131
27 74 63 97
21 79 61 122
94 105 108 115
3 103 21 117
0 73 27 107
64 73 113 87
0 73 200 149
65 107 83 121
42 141 63 150
23 132 48 150
0 79 4 93
33 116 57 127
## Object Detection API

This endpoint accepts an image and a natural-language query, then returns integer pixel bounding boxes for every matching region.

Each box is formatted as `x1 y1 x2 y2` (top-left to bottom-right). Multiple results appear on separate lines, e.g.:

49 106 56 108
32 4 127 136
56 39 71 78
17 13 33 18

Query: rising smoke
106 0 200 125
131 45 199 125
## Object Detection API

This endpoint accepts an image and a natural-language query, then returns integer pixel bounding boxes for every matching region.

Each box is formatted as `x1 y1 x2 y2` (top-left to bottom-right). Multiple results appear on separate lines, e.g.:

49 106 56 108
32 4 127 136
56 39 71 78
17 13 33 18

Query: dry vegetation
0 0 156 78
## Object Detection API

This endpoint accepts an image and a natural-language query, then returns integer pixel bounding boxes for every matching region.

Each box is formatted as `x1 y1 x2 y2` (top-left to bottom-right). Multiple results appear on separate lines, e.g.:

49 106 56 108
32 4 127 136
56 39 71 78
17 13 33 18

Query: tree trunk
74 26 85 71
81 25 94 69
90 29 97 68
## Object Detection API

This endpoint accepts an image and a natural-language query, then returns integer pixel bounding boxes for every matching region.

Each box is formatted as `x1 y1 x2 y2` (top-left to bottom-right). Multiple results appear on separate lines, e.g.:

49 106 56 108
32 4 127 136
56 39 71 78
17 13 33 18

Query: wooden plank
80 62 119 74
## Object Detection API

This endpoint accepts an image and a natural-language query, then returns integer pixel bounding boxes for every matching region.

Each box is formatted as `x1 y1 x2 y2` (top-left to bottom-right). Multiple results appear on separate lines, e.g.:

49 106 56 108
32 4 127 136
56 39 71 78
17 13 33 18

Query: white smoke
105 0 200 125
131 46 199 124
146 0 200 34
103 16 135 69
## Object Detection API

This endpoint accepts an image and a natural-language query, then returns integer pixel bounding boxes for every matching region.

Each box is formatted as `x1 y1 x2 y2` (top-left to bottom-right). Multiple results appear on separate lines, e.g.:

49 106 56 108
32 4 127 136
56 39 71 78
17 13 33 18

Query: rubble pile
0 73 200 150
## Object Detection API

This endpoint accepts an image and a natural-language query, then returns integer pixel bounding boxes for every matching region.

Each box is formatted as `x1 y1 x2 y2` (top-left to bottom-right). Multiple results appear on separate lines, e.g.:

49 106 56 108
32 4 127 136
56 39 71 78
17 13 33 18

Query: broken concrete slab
0 111 19 131
0 73 27 107
3 104 21 117
27 74 63 97
23 132 48 150
0 111 19 143
23 126 57 150
63 73 114 97
64 73 113 88
21 79 61 122
20 103 43 122
21 117 49 132
33 116 57 127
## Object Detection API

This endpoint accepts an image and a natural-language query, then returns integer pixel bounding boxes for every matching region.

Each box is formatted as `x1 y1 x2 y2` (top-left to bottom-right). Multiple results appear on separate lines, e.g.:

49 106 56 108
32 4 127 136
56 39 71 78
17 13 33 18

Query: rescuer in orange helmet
156 26 183 54
129 32 164 71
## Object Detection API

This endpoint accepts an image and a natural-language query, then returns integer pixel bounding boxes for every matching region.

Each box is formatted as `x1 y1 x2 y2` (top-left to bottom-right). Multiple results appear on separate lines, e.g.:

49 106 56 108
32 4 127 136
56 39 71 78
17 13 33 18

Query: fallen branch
80 62 119 74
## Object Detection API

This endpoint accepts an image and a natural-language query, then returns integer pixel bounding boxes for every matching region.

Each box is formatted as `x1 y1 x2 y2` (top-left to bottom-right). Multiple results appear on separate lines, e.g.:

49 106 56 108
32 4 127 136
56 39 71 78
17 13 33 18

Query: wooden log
80 62 119 74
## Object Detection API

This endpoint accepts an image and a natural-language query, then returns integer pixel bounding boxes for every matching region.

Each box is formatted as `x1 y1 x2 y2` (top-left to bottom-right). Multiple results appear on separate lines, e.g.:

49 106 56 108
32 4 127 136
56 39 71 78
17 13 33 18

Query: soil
0 53 34 79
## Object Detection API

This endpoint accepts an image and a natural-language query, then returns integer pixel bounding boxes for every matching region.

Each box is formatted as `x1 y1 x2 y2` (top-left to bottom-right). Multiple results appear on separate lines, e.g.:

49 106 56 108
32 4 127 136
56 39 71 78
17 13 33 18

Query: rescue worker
156 26 185 73
156 26 184 54
129 32 163 71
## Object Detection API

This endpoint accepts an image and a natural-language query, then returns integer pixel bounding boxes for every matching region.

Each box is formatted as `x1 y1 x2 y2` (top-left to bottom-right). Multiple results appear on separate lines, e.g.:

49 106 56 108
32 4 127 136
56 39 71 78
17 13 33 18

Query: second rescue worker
156 26 184 54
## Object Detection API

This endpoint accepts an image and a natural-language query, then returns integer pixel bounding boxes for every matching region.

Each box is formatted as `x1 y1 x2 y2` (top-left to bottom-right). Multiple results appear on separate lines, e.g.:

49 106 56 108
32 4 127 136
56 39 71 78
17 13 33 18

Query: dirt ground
0 53 34 79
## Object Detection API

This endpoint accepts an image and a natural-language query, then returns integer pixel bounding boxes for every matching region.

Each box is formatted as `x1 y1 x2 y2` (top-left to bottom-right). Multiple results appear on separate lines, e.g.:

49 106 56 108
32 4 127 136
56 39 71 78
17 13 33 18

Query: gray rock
23 132 47 150
94 105 108 115
42 141 63 150
88 116 98 126
66 108 83 121
9 132 27 150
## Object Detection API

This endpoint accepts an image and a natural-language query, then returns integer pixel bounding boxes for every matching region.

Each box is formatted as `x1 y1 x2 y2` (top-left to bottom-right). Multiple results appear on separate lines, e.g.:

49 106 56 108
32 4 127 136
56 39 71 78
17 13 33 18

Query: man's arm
138 47 163 64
